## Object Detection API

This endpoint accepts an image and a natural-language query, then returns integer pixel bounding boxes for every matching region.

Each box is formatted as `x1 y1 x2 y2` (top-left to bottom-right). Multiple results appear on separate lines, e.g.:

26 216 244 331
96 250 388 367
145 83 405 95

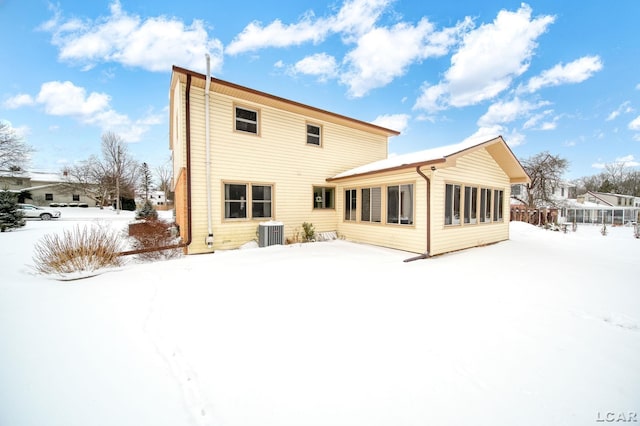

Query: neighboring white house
135 190 167 207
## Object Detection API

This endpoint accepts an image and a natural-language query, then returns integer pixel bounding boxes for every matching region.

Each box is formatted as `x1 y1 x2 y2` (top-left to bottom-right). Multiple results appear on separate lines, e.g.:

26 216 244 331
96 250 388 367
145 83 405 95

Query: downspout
119 74 193 257
403 165 432 262
204 54 214 249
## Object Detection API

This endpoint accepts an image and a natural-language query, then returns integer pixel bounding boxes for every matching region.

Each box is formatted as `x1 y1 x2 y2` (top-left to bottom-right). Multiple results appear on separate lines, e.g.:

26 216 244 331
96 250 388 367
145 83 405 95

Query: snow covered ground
1 207 639 426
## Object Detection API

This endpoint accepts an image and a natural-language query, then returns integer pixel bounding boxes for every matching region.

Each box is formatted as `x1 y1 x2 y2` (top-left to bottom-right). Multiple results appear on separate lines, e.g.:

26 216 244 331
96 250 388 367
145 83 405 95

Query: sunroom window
387 184 413 225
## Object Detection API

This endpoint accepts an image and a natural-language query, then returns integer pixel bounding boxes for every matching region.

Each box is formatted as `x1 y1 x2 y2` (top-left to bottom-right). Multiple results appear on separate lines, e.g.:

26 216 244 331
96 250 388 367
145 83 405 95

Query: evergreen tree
0 190 25 232
135 199 158 220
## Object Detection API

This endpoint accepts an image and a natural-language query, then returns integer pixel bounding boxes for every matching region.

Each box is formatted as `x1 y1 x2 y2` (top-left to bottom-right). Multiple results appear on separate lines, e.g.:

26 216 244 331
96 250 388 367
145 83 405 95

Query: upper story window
306 124 321 146
235 106 258 134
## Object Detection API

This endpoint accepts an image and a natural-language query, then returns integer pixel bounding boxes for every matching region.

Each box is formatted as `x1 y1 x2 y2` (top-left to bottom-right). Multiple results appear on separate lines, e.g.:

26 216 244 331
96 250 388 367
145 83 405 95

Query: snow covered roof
328 135 530 183
0 169 65 183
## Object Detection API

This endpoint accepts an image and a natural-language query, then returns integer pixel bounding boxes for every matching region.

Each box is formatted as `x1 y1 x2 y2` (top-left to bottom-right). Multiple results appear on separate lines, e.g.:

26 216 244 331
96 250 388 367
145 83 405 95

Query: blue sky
1 0 639 180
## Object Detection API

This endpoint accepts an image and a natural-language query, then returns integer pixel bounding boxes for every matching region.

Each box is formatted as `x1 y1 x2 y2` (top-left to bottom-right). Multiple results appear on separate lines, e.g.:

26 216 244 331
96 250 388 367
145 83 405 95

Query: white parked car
17 203 62 220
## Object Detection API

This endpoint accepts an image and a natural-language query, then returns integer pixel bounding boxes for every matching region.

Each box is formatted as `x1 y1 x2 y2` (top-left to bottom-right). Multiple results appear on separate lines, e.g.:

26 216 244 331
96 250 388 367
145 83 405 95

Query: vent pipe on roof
204 54 214 250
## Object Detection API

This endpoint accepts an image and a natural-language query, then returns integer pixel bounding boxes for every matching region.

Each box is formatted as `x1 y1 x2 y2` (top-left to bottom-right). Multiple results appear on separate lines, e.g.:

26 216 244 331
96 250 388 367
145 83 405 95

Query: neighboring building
510 181 575 223
169 65 530 256
566 191 639 225
135 190 168 207
0 169 93 206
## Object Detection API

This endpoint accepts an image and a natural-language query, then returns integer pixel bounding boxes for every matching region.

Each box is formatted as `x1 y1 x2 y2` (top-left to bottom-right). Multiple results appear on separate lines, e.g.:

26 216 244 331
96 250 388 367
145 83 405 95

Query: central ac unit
258 222 284 247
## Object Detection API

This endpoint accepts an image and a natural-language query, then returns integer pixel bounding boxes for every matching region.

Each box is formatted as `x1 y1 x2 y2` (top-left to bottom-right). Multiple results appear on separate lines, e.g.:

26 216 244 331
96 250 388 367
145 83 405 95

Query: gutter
204 54 214 249
403 165 433 262
119 74 194 257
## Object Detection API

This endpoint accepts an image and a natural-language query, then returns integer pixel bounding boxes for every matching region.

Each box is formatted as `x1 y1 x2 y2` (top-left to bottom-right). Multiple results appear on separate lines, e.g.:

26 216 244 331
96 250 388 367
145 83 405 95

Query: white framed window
445 184 461 225
235 106 258 134
313 186 334 209
306 123 321 146
361 187 381 223
387 184 413 225
344 189 357 221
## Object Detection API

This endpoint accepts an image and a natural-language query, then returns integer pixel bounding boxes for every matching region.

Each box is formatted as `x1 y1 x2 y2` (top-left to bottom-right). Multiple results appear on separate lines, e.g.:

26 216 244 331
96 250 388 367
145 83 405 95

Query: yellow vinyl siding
179 83 388 252
430 149 510 255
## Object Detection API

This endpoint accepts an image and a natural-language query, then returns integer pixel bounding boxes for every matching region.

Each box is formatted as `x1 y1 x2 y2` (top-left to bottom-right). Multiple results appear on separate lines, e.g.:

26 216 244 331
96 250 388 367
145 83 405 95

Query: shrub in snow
135 199 158 220
302 222 315 242
128 218 182 261
32 225 124 277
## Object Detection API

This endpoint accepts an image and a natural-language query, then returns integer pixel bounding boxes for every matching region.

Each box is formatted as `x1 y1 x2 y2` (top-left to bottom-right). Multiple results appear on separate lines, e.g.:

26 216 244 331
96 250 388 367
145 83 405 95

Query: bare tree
0 121 33 170
62 132 138 210
517 151 569 210
101 132 139 213
155 158 173 202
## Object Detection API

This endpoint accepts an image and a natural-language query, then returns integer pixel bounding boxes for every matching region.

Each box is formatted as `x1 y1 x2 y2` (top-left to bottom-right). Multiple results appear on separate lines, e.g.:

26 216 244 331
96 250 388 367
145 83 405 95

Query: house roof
0 170 65 183
170 66 400 138
327 135 530 184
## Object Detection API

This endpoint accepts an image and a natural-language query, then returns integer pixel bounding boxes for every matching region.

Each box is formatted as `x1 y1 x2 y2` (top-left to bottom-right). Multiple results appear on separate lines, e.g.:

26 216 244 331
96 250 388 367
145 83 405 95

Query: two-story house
569 191 640 225
170 65 530 256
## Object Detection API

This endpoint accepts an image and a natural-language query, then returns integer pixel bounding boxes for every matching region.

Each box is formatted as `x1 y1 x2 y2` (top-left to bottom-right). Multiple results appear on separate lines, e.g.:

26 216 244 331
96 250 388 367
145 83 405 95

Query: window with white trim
313 187 334 209
361 187 381 223
307 124 321 146
387 184 413 225
445 184 461 225
344 189 357 221
235 106 258 134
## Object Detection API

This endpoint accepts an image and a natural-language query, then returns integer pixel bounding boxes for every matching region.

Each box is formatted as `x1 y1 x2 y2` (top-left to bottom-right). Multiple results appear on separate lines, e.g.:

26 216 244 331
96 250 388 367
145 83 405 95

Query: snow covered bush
32 225 124 277
127 218 182 261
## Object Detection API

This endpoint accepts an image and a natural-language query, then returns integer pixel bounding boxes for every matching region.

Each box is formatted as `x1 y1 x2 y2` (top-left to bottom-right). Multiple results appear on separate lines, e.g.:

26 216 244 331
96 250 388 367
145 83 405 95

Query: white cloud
477 98 549 127
13 80 159 142
227 0 470 98
41 0 223 73
593 155 640 169
606 101 633 121
36 81 111 116
461 125 525 147
290 53 338 82
3 94 35 109
628 115 640 131
226 0 390 55
371 114 410 134
341 17 471 97
521 55 603 93
523 110 553 129
414 4 555 112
